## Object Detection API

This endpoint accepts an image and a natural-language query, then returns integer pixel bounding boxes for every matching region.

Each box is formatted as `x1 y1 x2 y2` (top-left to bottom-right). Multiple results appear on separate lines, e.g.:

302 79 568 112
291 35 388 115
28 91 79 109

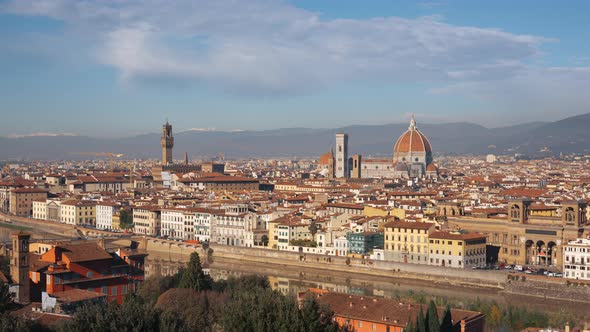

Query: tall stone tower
161 121 174 166
10 231 30 304
335 133 349 178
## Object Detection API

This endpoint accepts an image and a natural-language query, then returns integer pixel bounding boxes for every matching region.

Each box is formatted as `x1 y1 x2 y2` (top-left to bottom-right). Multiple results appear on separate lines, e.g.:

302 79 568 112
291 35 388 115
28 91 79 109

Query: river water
1 225 587 323
145 250 590 323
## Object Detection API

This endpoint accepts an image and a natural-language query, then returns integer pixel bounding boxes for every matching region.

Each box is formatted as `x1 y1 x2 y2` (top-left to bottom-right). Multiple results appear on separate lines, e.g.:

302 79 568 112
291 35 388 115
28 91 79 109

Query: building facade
161 121 174 166
9 188 48 217
133 206 162 236
383 221 435 264
428 231 487 268
563 238 590 280
335 133 349 178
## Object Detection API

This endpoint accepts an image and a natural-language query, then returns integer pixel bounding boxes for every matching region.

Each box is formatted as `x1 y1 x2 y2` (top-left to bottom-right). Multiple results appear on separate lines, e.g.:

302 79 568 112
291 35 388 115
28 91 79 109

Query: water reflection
143 251 590 322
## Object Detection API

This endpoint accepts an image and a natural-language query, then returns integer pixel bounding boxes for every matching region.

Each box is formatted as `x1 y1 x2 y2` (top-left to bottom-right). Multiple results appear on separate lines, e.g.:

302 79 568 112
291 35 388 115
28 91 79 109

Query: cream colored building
59 200 96 226
133 206 161 236
428 231 486 268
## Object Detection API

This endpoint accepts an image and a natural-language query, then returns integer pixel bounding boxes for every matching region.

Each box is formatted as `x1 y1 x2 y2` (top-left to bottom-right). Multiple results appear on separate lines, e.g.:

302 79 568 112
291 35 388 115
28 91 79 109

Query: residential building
96 202 121 230
9 188 48 217
133 206 161 236
383 221 436 264
347 232 384 256
30 241 146 304
428 231 487 268
563 238 590 280
211 212 257 247
276 222 312 250
161 208 185 239
59 200 96 226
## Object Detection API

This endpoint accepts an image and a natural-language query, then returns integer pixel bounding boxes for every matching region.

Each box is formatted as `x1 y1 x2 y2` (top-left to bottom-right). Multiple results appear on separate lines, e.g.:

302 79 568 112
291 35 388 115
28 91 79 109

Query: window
358 321 363 328
102 286 108 294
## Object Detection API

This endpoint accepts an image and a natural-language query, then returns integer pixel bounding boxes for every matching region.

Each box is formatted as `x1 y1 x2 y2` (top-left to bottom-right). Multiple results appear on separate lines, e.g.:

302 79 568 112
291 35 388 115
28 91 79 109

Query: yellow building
363 206 406 220
383 221 436 264
428 231 486 268
268 220 280 249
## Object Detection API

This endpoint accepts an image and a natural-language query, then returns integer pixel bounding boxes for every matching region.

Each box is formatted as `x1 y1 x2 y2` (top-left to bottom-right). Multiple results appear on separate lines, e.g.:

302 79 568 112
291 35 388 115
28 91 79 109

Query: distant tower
328 147 335 179
161 121 174 166
351 155 362 178
184 152 189 165
335 133 349 178
10 231 30 304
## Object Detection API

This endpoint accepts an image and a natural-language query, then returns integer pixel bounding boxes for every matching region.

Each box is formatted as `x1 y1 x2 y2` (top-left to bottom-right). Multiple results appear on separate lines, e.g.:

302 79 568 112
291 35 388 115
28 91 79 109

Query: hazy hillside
2 114 588 160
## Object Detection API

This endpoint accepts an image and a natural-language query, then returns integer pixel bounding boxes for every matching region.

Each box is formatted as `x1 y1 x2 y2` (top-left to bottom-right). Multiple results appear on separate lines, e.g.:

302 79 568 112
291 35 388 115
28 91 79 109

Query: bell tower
161 121 174 166
10 231 30 304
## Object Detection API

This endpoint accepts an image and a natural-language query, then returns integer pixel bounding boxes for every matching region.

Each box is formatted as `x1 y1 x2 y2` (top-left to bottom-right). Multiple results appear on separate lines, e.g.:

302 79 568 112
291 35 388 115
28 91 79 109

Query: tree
439 305 454 332
178 252 212 292
261 235 269 247
57 295 160 332
426 300 439 332
300 295 342 332
308 221 319 238
405 318 414 332
488 303 502 328
118 208 133 230
416 307 426 332
0 282 13 314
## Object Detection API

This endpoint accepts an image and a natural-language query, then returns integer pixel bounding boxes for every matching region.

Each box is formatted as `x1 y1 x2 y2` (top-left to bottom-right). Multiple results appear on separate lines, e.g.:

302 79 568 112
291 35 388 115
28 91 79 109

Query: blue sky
1 0 589 137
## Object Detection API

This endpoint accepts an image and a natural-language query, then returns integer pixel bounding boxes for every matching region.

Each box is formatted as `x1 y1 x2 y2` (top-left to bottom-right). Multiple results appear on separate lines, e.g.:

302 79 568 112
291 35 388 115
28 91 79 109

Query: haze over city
1 0 590 137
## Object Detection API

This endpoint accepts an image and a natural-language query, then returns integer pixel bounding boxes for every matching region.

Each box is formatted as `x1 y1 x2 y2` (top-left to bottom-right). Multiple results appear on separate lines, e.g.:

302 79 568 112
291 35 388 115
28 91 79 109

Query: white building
192 209 215 243
161 208 185 239
563 238 590 280
32 199 48 220
334 235 349 257
212 212 256 247
96 202 120 230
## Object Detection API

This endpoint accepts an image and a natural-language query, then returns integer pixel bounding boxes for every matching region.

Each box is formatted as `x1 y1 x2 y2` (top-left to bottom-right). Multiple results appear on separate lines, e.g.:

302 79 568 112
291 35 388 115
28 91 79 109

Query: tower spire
409 113 417 130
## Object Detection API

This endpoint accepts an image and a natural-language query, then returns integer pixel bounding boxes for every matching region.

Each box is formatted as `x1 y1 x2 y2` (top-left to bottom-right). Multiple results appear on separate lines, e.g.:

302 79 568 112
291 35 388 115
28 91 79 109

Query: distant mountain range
1 113 590 160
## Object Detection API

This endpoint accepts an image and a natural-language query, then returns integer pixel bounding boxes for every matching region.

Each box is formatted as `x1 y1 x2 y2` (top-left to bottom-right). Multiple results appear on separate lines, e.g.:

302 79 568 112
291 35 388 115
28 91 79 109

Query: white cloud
2 0 588 112
0 1 543 88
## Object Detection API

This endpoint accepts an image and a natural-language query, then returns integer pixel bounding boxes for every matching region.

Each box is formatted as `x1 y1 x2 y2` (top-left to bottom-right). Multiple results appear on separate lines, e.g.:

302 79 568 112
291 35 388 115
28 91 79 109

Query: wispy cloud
0 0 547 93
1 0 589 120
7 132 79 138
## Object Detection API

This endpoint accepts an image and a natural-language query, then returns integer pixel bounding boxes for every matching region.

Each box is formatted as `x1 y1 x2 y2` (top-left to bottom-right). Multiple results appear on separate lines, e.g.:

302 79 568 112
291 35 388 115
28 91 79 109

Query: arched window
510 205 520 219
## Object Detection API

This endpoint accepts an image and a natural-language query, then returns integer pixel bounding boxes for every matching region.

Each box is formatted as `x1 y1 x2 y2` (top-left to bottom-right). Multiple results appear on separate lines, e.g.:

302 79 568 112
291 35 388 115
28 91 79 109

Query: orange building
29 241 147 304
305 290 484 332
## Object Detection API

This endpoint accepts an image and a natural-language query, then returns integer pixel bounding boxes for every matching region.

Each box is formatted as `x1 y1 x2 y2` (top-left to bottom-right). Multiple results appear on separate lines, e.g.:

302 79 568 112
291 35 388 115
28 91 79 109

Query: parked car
554 272 564 277
504 264 514 270
514 265 523 271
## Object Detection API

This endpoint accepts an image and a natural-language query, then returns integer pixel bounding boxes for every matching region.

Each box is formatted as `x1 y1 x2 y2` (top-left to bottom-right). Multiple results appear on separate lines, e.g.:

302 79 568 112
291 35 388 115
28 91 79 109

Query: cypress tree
427 300 439 332
406 317 414 332
178 252 212 291
439 305 454 332
416 307 426 332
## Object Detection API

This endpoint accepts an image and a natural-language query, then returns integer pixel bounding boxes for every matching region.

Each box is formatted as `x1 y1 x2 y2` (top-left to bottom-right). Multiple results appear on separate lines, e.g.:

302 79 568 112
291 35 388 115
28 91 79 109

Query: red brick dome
393 115 432 154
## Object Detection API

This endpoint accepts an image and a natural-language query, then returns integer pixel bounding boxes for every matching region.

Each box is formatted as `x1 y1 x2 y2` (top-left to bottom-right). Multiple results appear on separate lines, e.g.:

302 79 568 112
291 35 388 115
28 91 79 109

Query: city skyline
1 0 590 137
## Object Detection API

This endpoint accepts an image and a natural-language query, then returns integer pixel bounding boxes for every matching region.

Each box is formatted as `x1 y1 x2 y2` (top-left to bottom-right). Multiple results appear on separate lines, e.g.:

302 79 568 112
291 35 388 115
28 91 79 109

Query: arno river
0 225 587 322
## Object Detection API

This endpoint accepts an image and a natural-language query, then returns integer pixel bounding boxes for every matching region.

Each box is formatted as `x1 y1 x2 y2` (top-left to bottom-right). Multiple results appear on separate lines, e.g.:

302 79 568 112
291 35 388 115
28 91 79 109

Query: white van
514 265 524 271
